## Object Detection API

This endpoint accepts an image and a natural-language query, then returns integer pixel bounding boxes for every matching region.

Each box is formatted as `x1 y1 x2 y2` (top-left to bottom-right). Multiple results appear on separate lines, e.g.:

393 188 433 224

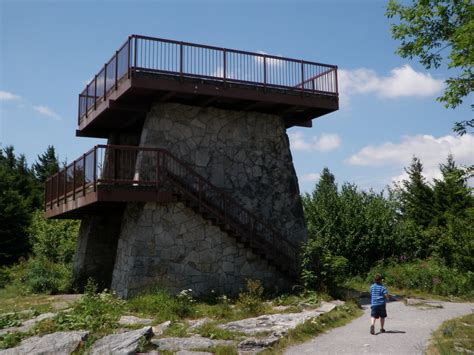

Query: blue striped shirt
370 283 388 306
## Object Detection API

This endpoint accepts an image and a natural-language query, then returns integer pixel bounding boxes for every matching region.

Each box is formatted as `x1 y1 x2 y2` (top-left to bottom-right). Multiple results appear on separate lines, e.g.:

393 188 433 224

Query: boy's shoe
380 328 386 333
370 325 375 335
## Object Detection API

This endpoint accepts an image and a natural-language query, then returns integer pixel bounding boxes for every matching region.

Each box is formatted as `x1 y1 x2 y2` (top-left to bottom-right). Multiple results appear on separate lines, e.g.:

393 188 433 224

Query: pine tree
433 155 473 226
33 145 59 183
400 156 435 227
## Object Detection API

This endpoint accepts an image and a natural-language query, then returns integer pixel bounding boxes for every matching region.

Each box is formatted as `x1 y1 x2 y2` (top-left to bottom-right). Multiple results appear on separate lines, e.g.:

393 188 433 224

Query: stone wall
111 202 289 298
139 103 307 246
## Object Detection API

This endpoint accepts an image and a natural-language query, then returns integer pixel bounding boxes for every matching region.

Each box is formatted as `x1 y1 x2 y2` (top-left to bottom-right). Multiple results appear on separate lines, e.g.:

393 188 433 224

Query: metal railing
45 145 299 274
78 35 338 123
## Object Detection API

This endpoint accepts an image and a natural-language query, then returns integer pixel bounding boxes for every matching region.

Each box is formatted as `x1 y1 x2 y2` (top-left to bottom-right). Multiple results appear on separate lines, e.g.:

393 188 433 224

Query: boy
370 274 389 335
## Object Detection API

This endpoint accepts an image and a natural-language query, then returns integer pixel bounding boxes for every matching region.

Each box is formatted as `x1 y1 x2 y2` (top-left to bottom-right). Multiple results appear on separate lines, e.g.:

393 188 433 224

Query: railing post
134 36 138 69
223 49 227 83
77 95 81 126
93 147 97 192
94 75 97 110
179 42 183 80
263 56 267 90
300 60 304 94
85 84 89 118
334 67 338 95
73 160 76 201
83 153 86 196
63 166 67 206
115 50 119 90
104 63 107 98
127 36 131 79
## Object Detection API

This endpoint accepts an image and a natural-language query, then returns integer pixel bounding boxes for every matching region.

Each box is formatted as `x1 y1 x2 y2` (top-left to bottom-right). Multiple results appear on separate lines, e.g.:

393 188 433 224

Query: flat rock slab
0 312 56 336
90 326 152 355
152 336 234 351
176 351 213 355
119 315 153 326
0 330 88 355
219 301 338 335
238 335 280 352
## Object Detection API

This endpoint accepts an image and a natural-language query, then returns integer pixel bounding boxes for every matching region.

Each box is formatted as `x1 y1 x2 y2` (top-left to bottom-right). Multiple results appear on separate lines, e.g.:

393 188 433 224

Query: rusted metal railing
78 35 338 124
44 145 300 275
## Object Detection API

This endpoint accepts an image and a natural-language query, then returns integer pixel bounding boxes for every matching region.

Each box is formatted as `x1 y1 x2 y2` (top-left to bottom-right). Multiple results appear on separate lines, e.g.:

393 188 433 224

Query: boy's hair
374 274 383 285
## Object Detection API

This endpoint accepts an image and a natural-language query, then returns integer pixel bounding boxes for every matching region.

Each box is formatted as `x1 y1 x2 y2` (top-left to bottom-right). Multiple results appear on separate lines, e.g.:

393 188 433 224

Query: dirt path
285 300 473 355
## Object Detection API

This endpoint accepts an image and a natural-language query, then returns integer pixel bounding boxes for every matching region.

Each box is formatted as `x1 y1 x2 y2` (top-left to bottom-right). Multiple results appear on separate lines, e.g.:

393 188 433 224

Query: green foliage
302 168 399 275
366 259 474 296
427 313 474 354
300 239 348 293
51 280 125 333
386 0 474 134
0 332 24 350
195 321 242 340
32 145 59 183
236 279 266 316
28 210 79 265
398 157 435 228
0 313 22 329
127 289 196 321
23 258 73 294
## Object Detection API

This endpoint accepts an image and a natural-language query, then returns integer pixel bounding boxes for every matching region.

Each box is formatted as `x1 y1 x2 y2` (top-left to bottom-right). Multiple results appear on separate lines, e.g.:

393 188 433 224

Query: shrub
366 259 474 296
24 258 72 294
300 239 348 294
237 279 266 315
52 280 125 333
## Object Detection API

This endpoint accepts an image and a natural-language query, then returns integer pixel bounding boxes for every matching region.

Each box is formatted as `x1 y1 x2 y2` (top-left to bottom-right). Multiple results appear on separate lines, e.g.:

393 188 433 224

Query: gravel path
285 299 473 355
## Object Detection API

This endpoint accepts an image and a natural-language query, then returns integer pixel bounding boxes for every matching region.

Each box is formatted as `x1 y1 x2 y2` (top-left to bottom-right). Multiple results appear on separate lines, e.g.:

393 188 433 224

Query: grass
260 301 363 354
0 285 54 314
425 313 474 355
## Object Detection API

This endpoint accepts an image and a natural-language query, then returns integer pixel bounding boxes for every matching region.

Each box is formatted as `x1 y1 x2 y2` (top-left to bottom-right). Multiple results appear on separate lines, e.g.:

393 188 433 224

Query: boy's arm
383 287 389 300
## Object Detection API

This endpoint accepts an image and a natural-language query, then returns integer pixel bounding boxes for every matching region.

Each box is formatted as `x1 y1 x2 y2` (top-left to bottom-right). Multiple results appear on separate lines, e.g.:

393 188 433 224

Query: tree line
301 156 473 293
0 145 59 265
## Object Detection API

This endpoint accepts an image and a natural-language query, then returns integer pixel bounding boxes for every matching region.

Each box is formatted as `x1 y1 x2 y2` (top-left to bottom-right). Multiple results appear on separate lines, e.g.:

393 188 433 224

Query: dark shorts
371 304 387 319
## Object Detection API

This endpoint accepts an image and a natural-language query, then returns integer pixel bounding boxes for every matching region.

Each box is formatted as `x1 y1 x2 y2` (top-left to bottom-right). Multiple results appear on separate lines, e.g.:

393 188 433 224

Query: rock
188 318 212 331
0 312 56 336
152 320 171 336
0 331 88 355
119 315 153 326
238 335 280 352
219 301 339 336
152 336 234 351
90 326 152 355
176 351 213 355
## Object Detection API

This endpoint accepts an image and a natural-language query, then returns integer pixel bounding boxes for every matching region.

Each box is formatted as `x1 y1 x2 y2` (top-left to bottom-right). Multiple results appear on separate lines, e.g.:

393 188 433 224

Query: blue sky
1 0 472 193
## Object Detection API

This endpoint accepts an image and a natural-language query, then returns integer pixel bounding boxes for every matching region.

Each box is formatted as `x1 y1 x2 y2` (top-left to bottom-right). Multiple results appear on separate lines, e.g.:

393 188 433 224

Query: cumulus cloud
289 131 341 152
338 64 444 106
346 134 474 183
0 91 21 101
33 105 61 120
301 173 321 182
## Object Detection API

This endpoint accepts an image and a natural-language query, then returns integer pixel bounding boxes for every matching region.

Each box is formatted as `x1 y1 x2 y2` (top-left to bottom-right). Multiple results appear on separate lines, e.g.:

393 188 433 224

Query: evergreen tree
0 149 31 265
399 156 435 227
433 155 473 226
33 145 59 183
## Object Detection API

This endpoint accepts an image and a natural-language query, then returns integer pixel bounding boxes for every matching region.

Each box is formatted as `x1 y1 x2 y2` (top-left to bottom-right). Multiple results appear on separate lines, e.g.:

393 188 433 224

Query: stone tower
45 35 339 298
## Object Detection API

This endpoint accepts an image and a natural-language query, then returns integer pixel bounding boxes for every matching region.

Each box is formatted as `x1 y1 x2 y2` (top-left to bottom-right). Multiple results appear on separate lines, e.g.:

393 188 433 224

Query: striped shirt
370 283 388 306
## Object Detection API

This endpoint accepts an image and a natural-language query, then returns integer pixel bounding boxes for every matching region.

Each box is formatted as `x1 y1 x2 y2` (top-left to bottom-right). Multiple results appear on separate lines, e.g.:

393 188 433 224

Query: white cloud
33 105 61 120
346 134 474 183
0 91 21 101
338 64 444 107
289 131 341 152
255 51 284 67
301 173 320 182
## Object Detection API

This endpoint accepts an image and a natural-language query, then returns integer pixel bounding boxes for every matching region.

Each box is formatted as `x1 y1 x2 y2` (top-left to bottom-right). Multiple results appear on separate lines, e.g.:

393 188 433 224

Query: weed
426 313 474 355
0 313 22 329
0 332 25 350
237 279 266 316
194 321 243 340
